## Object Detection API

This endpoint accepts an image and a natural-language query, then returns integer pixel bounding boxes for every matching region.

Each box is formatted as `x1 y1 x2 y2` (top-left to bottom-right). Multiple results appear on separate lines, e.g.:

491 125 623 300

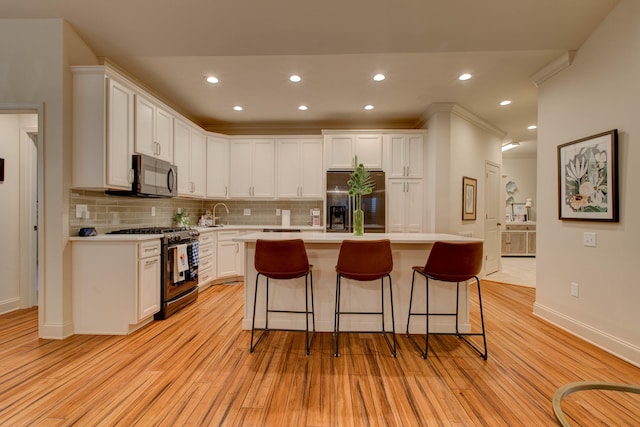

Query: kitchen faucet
213 203 230 226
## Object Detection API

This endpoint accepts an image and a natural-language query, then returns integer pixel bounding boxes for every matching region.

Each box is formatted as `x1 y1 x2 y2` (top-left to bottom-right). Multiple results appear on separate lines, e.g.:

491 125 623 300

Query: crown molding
420 103 506 139
530 51 575 87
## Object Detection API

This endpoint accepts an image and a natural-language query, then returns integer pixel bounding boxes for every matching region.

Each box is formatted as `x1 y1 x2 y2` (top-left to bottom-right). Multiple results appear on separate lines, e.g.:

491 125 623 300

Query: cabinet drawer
505 224 535 231
199 243 215 258
138 240 161 259
217 230 239 241
199 232 216 245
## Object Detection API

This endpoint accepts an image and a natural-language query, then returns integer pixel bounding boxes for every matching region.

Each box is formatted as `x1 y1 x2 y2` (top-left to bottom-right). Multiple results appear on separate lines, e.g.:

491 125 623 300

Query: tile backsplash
69 190 323 236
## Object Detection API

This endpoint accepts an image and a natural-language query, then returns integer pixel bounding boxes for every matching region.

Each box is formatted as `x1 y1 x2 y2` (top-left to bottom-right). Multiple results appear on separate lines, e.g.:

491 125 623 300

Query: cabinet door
217 240 238 277
404 180 424 232
300 139 323 198
106 79 134 188
405 135 423 178
277 140 301 198
527 231 536 254
138 255 160 320
206 136 229 198
251 139 275 198
355 135 383 169
190 130 206 197
229 140 252 197
387 180 406 233
325 135 354 169
155 106 173 162
388 135 406 178
135 95 156 157
502 231 527 254
173 119 192 195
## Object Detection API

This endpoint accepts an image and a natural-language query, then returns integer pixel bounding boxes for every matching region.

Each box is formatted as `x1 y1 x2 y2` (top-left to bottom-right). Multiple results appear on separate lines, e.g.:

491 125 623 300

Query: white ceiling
1 0 619 152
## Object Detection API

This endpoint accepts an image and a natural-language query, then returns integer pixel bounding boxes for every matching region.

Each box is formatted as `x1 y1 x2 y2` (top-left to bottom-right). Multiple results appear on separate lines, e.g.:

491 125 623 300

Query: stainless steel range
108 227 200 319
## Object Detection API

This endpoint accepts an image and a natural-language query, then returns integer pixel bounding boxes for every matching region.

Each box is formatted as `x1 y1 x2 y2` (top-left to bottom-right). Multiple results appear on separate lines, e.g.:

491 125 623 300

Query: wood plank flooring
1 280 639 426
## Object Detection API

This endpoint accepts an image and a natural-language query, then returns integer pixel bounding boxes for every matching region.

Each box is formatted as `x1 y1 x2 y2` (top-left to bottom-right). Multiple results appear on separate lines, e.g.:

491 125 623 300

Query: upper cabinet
276 138 323 198
174 119 206 198
206 135 229 198
135 95 174 163
229 139 275 198
386 134 424 178
71 66 135 190
324 133 383 170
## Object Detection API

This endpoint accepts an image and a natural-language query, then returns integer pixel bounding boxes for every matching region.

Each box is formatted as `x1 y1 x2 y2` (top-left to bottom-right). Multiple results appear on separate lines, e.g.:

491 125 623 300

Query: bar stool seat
405 240 487 360
251 239 315 355
334 239 396 357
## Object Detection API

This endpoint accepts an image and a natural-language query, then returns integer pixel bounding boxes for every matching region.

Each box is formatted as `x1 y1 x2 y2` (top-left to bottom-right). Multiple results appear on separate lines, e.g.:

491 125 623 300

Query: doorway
484 161 501 274
0 111 39 312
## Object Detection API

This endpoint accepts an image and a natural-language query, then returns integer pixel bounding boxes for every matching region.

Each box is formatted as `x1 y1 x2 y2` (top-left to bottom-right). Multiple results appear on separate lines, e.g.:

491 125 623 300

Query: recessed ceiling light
373 73 385 82
364 104 374 110
298 105 308 111
458 73 472 81
289 75 302 83
233 106 243 111
499 100 512 106
206 76 219 84
528 125 537 130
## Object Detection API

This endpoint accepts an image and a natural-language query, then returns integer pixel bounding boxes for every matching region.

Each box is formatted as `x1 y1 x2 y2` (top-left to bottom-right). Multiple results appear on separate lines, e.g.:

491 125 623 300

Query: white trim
0 298 20 315
39 321 75 339
420 103 507 139
529 51 575 87
533 302 640 368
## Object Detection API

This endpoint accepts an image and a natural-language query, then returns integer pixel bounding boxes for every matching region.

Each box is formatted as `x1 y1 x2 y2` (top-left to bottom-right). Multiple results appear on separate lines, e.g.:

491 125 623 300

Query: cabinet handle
406 166 409 176
157 142 161 156
128 168 134 184
145 259 158 266
225 186 228 196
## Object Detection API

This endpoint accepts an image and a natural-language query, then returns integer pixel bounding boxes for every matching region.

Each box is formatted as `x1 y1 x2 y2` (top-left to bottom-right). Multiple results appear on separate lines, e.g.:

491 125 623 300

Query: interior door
484 161 501 274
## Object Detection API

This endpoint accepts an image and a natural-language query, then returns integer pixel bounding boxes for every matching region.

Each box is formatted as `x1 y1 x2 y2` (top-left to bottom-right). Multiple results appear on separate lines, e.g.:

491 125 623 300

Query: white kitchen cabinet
387 179 424 233
72 237 161 335
198 229 217 289
386 134 424 178
502 223 536 256
71 66 135 190
229 139 275 198
174 119 206 197
324 133 383 170
206 136 229 198
217 230 241 279
138 240 161 320
277 138 323 198
135 94 174 163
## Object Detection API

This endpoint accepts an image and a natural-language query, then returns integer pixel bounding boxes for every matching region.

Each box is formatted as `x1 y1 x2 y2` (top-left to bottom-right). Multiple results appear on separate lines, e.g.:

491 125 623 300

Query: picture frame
557 129 618 222
462 176 477 220
511 203 528 222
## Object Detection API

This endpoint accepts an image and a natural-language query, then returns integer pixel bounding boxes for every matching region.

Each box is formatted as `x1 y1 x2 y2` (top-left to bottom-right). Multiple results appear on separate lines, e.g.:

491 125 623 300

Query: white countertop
69 234 162 242
195 225 323 232
234 232 482 244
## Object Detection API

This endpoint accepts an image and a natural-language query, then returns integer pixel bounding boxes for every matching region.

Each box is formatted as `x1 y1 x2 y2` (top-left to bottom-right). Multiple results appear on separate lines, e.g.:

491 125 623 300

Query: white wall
535 0 640 366
0 19 97 338
502 156 537 221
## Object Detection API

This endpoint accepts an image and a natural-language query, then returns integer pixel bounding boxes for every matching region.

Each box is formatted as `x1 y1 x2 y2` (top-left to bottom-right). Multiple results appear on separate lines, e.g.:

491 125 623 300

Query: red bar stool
405 240 487 359
251 239 315 355
334 239 396 357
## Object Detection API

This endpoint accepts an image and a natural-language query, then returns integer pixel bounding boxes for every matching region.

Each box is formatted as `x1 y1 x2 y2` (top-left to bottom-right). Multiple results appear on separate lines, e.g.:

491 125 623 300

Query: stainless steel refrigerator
326 171 385 233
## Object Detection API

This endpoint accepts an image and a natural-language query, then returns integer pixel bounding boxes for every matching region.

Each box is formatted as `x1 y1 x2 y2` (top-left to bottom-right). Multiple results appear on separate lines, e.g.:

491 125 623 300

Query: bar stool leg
386 275 397 357
334 275 341 357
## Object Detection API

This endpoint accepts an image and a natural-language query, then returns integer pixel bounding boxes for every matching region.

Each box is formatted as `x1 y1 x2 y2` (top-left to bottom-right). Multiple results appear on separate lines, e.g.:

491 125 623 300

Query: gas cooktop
108 227 191 234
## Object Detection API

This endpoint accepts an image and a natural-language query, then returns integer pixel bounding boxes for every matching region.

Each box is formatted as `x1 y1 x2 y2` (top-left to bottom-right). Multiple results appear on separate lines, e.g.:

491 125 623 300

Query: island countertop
237 232 483 334
234 231 481 244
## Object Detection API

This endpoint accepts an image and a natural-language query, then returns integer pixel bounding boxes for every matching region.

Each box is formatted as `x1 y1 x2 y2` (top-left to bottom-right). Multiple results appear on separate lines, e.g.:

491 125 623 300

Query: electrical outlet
583 232 596 247
75 204 88 219
83 210 90 219
151 207 156 217
244 208 251 216
570 282 579 298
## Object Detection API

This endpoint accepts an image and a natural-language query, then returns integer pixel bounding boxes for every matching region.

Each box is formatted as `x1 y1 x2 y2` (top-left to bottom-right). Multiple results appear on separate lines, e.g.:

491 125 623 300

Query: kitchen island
234 232 482 333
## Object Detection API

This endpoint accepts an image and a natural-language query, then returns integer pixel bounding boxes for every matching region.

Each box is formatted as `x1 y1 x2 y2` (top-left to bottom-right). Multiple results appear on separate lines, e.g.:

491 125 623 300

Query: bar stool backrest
424 241 483 282
336 239 393 281
255 239 310 279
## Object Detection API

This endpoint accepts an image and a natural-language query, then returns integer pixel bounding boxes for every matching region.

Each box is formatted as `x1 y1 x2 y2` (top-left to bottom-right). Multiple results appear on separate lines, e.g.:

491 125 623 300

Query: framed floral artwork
557 129 618 221
462 176 477 220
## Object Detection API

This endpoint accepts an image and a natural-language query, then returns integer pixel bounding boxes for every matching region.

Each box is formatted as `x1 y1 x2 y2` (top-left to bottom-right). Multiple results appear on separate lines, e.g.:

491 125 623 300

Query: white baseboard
40 320 74 339
0 297 20 315
533 302 640 368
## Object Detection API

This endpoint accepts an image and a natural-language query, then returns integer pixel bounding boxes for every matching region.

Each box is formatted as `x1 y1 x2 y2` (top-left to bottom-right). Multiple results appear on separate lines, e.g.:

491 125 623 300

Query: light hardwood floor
1 280 639 426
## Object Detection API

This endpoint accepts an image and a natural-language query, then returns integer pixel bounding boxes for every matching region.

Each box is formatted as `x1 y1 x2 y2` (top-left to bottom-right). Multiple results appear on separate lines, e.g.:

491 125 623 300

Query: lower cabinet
501 223 536 256
72 238 161 334
387 179 424 232
198 229 217 289
217 230 242 280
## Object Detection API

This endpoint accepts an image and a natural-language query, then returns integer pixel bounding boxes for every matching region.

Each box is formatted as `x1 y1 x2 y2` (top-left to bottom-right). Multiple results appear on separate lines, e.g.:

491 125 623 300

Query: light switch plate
583 232 597 247
244 208 251 216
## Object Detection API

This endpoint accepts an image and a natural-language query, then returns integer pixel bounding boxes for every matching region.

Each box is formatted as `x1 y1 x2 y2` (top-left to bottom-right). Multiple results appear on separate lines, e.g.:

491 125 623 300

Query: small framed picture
557 129 618 221
462 176 477 220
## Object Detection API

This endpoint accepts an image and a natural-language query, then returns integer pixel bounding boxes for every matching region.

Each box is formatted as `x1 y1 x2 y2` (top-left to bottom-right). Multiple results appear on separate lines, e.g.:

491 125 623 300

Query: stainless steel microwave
107 154 177 197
